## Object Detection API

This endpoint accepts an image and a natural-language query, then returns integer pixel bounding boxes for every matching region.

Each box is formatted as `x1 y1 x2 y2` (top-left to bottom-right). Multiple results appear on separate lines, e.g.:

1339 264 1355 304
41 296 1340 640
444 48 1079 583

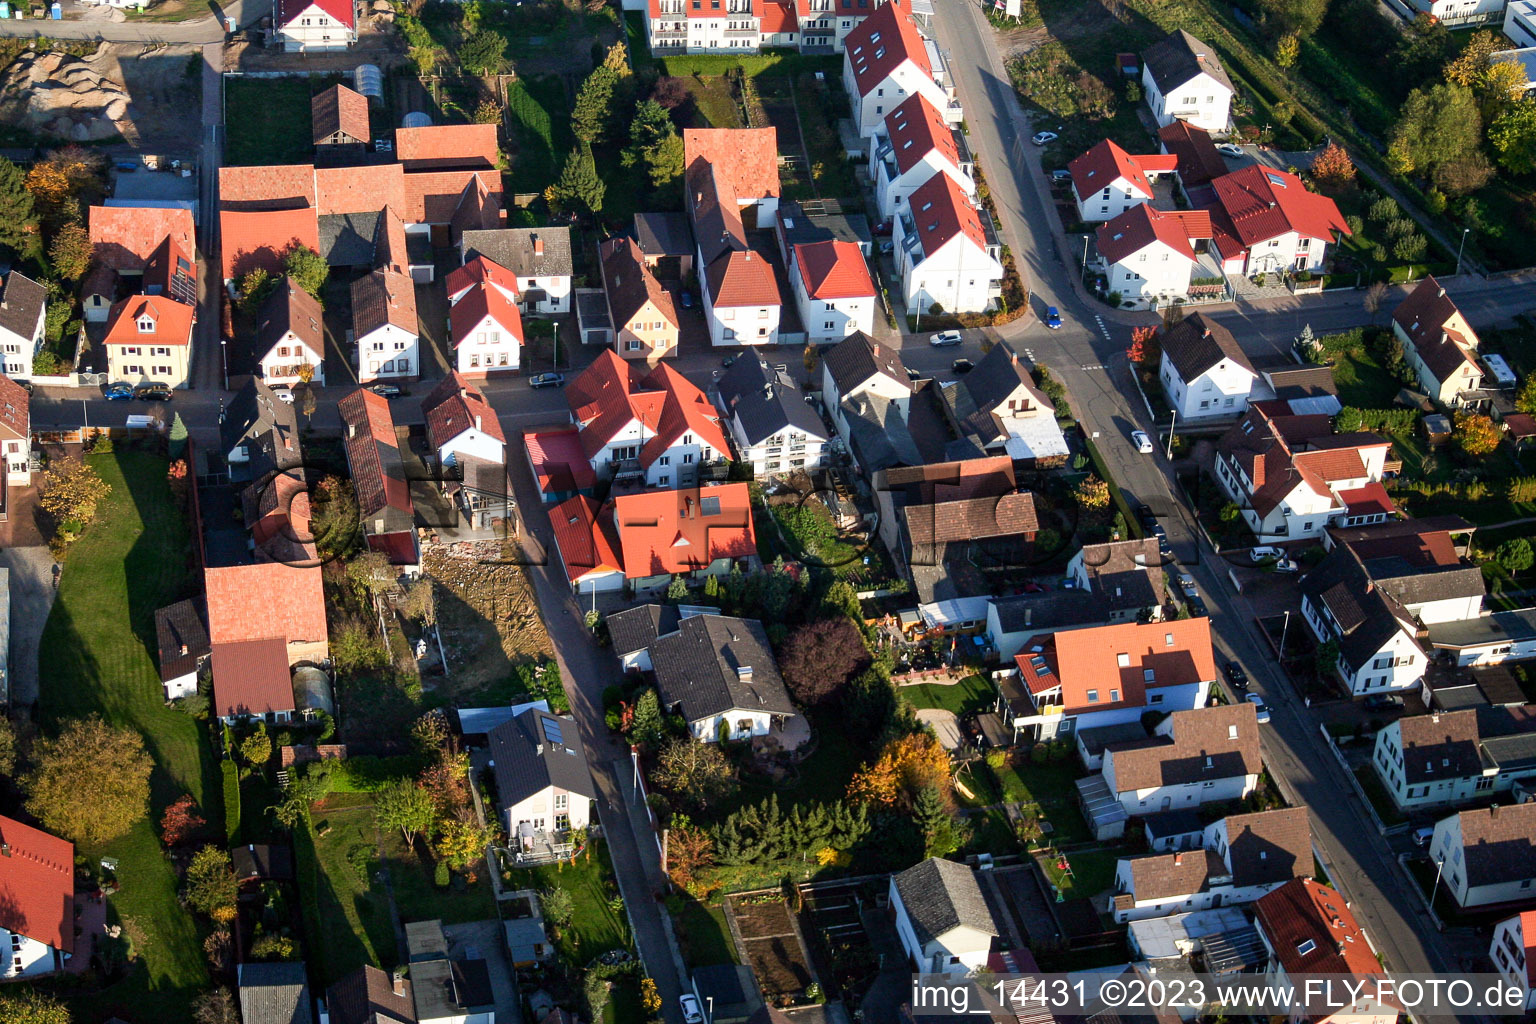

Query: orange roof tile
1052 618 1215 713
0 374 28 442
314 162 406 217
103 295 196 348
213 637 295 718
447 255 519 302
312 84 370 146
423 372 506 446
1068 139 1178 204
219 164 317 209
907 171 989 258
403 169 504 225
1096 204 1209 265
795 239 875 300
88 205 196 272
448 278 523 349
613 484 757 578
204 563 328 647
0 815 73 954
683 128 781 203
1208 164 1350 251
395 124 500 170
760 0 797 32
885 94 961 176
550 494 623 583
845 0 931 98
705 249 781 308
220 208 321 281
1255 879 1385 979
525 428 597 495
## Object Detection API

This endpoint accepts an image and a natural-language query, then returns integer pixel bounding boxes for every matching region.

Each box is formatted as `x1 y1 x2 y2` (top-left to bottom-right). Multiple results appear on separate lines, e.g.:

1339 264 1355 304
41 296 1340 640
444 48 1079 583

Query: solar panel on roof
700 495 722 516
1265 173 1286 187
543 717 563 744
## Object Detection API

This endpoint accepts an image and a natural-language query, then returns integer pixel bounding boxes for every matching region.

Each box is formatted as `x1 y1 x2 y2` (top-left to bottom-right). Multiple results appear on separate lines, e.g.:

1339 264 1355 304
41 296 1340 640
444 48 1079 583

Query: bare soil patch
421 548 553 699
729 897 817 1005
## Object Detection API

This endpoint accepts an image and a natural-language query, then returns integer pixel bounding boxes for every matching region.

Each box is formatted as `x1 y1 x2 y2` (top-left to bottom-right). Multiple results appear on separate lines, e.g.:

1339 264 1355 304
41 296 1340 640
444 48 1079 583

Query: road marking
1022 347 1035 360
1080 364 1108 371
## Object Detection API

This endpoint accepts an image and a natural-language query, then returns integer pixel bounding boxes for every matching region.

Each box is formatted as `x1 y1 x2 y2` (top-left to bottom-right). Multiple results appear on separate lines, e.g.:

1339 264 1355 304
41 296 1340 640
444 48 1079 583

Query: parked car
1187 594 1208 617
1363 693 1404 711
878 240 896 255
1270 558 1299 574
721 355 737 368
1246 691 1271 724
929 331 963 347
529 372 566 389
1133 503 1158 532
1032 130 1058 145
270 385 295 404
905 367 924 382
1131 429 1154 454
367 383 404 399
1050 168 1072 182
1250 545 1284 562
103 381 134 401
680 290 695 309
1044 306 1062 329
952 358 974 374
1412 826 1434 847
1177 573 1199 598
680 996 704 1024
133 382 173 402
1224 661 1249 691
1216 143 1244 157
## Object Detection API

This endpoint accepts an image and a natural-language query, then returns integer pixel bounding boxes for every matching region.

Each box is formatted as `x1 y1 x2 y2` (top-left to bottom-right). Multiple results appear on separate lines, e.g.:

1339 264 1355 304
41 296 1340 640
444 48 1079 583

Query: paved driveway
0 546 57 709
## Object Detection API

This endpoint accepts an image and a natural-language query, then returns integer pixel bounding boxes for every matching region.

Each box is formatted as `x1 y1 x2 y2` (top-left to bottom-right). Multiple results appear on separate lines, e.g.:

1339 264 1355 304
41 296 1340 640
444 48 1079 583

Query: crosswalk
1092 314 1113 341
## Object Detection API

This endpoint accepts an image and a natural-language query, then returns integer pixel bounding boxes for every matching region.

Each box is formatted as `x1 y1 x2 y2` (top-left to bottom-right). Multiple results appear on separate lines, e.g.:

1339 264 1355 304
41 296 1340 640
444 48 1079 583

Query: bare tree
1363 281 1389 317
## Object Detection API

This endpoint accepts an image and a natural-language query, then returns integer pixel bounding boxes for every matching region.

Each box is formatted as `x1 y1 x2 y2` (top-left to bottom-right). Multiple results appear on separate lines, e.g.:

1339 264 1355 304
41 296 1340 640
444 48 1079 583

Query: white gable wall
1141 68 1231 132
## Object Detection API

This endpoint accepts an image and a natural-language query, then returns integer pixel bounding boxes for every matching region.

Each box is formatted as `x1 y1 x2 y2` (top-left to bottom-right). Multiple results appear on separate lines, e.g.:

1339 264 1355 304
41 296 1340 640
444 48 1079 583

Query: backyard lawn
225 76 314 166
671 894 737 968
672 76 743 130
504 842 630 966
1038 846 1120 901
993 757 1092 845
899 674 996 716
297 802 399 987
38 451 209 1020
383 829 497 926
505 75 574 196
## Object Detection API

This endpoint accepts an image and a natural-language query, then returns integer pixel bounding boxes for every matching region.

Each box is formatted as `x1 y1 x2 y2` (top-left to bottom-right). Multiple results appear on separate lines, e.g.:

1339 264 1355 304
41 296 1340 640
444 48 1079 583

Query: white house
273 0 356 52
1112 807 1312 923
1096 205 1212 310
704 250 782 347
155 599 210 703
871 94 974 221
446 256 523 378
460 228 573 316
791 239 875 342
1207 165 1350 277
1490 911 1536 1009
1414 0 1505 25
0 374 29 488
892 171 1003 315
1101 704 1260 815
1252 880 1398 1024
0 815 74 979
648 613 805 747
889 857 999 975
819 331 913 449
1507 0 1536 45
1140 30 1233 133
487 707 595 841
1428 802 1536 910
948 341 1069 465
1371 707 1536 812
1391 277 1482 407
716 356 829 477
1069 140 1178 223
842 0 955 139
352 268 420 382
253 276 326 387
1063 538 1169 625
643 0 762 54
422 372 505 469
1156 312 1257 420
0 271 45 381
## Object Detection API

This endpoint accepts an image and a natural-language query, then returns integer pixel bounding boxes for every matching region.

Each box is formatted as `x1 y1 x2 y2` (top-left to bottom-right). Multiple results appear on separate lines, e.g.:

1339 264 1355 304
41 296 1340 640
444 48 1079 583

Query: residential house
986 590 1118 661
1140 29 1234 133
642 0 763 55
819 331 913 449
633 212 696 279
1068 139 1178 222
102 295 194 387
1095 204 1213 310
839 377 976 475
240 962 315 1024
613 483 756 586
1100 703 1261 815
567 349 730 487
339 387 418 566
1006 617 1216 746
253 277 326 386
406 920 497 1024
871 94 975 220
1414 0 1505 24
312 84 369 147
842 1 955 139
1427 607 1536 667
1157 120 1229 192
155 597 210 701
204 563 328 668
1112 807 1312 922
1489 911 1536 1009
86 204 196 321
273 0 355 50
0 374 29 486
212 637 295 724
943 340 1068 465
0 272 45 380
1158 312 1257 419
759 0 797 46
648 612 803 745
1206 165 1350 277
601 236 680 362
221 376 304 485
1064 537 1170 623
523 427 597 504
888 857 999 975
0 815 73 978
489 707 595 846
353 210 420 383
791 239 875 342
1252 880 1396 1024
395 124 499 172
322 965 412 1024
548 494 626 593
892 171 1002 314
1391 277 1483 407
1428 802 1536 910
716 356 829 477
607 603 684 672
446 255 523 377
232 843 295 885
1508 0 1536 45
422 373 512 532
1214 406 1391 542
1371 707 1536 811
460 228 573 316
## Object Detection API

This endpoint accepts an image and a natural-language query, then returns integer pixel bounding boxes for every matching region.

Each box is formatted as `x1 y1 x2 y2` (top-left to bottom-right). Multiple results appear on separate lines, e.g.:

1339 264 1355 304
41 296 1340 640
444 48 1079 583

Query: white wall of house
705 297 782 347
1370 721 1503 811
887 877 992 975
1423 0 1505 25
1159 349 1257 420
645 8 765 53
1490 915 1536 1009
106 342 191 389
1430 815 1536 909
1107 243 1198 311
503 787 592 835
572 567 626 595
1076 177 1153 223
1300 594 1423 695
1103 754 1255 815
1393 321 1481 406
357 324 420 381
259 333 325 387
454 314 521 376
519 275 571 315
690 709 774 743
4 436 29 487
1442 633 1536 667
873 148 974 221
1216 230 1328 278
276 2 355 51
1141 68 1231 132
1507 0 1536 45
732 421 827 478
1111 860 1282 923
795 284 874 343
892 229 1002 315
1411 593 1484 626
845 62 951 138
435 425 504 469
0 303 43 380
821 360 911 450
0 928 61 979
583 418 720 487
1214 456 1346 543
163 668 199 702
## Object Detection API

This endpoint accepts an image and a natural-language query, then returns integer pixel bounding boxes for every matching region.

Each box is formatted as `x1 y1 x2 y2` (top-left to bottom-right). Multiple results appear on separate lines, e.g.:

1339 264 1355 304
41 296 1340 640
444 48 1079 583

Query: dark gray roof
1428 608 1536 652
318 211 383 267
842 382 962 474
1326 515 1474 548
487 707 596 809
1159 313 1253 384
1078 720 1153 758
650 614 796 723
776 200 872 249
1456 802 1536 888
326 964 412 1024
1142 29 1234 96
1221 807 1310 888
686 161 748 267
1261 364 1338 396
461 227 574 278
1298 546 1415 672
822 332 911 398
607 603 682 657
221 375 304 479
1141 809 1203 840
155 597 210 682
254 276 324 369
232 842 294 881
891 857 998 945
238 962 314 1024
412 958 495 1020
952 341 1053 442
0 271 45 344
991 590 1106 634
719 357 828 447
1363 557 1486 606
634 212 695 257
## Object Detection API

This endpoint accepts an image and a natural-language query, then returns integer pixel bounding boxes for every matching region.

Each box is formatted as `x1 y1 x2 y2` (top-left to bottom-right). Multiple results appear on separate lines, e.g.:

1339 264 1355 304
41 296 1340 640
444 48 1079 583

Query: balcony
607 457 643 478
723 25 760 35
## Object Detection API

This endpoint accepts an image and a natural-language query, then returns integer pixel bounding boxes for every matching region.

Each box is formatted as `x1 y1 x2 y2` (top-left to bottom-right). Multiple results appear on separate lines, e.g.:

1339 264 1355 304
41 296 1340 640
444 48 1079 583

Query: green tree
0 988 71 1024
375 779 437 845
541 885 576 928
274 764 333 829
623 99 686 197
24 715 152 844
1258 0 1327 37
312 475 363 559
1489 99 1536 174
1496 537 1534 575
239 727 272 767
169 411 190 459
458 28 508 74
1389 83 1481 176
1315 638 1341 678
183 845 239 922
1274 32 1300 67
552 145 605 217
1454 411 1501 456
236 268 276 314
332 626 389 674
571 65 618 145
667 574 688 600
434 817 497 870
0 716 14 776
912 785 965 858
630 688 664 751
0 157 38 257
48 221 90 280
1516 374 1536 414
653 737 738 811
283 245 329 302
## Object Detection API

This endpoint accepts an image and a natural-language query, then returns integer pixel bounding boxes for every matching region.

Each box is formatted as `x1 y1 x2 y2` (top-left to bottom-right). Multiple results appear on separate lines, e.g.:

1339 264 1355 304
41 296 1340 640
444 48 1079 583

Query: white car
271 385 295 404
929 331 963 347
1031 130 1058 145
1250 546 1284 562
1131 430 1154 454
1216 143 1244 157
1246 692 1271 724
680 996 704 1024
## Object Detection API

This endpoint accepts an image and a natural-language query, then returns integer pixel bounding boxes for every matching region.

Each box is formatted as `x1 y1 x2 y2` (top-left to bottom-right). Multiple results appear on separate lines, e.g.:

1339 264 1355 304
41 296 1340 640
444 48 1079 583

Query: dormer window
137 314 156 334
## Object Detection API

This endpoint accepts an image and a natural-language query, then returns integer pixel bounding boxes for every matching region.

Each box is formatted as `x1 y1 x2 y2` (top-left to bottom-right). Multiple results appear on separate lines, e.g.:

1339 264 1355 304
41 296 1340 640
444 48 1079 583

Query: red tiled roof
220 208 321 281
403 169 503 225
1515 911 1536 985
1504 413 1536 441
219 164 318 209
312 84 370 146
885 94 960 176
394 124 499 170
314 163 406 217
1219 406 1387 518
1014 642 1061 696
338 387 413 517
448 278 523 350
351 268 418 338
683 128 781 203
447 255 519 302
204 563 328 647
906 171 988 259
103 295 195 347
0 815 73 954
1051 618 1214 713
550 494 623 583
1207 164 1350 251
1157 120 1228 186
845 0 932 98
613 483 757 578
1096 204 1209 265
143 233 197 304
275 0 354 29
376 206 409 274
671 0 756 19
1255 879 1384 979
0 374 28 441
1068 139 1178 205
1336 482 1395 519
525 427 597 496
88 205 195 272
705 249 781 308
423 372 506 447
795 240 875 300
602 236 678 329
760 0 796 33
213 637 295 718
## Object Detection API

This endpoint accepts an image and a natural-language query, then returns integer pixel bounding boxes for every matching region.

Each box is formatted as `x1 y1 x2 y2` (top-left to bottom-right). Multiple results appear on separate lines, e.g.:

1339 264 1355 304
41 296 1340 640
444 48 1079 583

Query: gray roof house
889 857 999 975
607 603 683 671
717 357 829 474
487 707 596 853
649 613 803 748
1142 29 1234 97
0 270 46 377
461 227 573 313
238 961 314 1024
221 375 303 483
325 964 413 1024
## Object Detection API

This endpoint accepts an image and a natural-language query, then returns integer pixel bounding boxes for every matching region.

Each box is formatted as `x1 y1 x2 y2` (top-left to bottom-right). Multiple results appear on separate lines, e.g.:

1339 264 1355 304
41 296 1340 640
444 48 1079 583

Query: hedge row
222 760 241 844
655 50 842 79
1335 406 1419 435
326 754 430 793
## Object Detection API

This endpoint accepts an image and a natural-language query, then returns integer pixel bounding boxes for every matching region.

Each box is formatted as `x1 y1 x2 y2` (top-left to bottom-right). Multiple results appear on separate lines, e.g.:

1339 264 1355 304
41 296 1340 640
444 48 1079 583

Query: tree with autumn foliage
846 731 951 810
1074 475 1111 511
1454 411 1501 456
160 794 206 847
48 221 90 281
183 845 238 922
1310 142 1356 192
665 817 715 893
1125 325 1159 365
777 616 870 705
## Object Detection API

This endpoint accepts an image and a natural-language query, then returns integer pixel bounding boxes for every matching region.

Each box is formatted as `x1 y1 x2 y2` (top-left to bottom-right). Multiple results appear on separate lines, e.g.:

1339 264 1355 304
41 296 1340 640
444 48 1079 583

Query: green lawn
674 76 743 130
730 707 863 814
504 842 629 966
298 804 399 986
670 894 737 968
900 674 996 716
993 758 1092 845
1038 846 1120 901
225 76 314 167
505 76 574 196
1351 765 1406 827
385 828 497 926
1323 339 1401 409
38 452 209 1020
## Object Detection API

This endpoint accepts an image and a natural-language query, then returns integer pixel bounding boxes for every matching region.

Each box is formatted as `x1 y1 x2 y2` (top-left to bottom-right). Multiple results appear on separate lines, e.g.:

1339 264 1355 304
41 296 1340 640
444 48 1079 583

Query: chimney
348 423 357 439
474 414 483 432
180 644 189 656
1202 327 1211 338
1438 286 1446 298
1173 853 1183 866
534 234 545 256
393 970 406 996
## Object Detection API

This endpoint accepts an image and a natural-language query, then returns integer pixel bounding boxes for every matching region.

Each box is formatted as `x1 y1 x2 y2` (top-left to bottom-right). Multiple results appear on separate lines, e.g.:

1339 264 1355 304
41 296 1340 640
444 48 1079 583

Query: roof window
1297 939 1317 956
1117 653 1130 667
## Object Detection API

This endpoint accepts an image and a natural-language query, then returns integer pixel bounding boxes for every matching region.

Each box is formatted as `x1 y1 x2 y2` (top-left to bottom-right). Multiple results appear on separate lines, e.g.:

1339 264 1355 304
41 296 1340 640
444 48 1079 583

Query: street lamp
1430 854 1446 913
1454 227 1471 278
1080 234 1090 277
